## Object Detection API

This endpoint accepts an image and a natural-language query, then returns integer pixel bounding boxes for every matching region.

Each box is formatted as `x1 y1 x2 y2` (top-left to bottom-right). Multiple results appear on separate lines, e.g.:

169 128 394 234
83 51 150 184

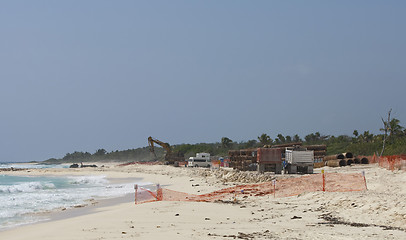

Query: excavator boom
147 136 183 165
148 136 172 154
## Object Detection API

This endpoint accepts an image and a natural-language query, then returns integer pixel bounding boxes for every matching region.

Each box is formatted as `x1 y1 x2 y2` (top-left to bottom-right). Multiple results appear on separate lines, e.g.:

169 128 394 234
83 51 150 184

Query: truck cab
188 153 211 168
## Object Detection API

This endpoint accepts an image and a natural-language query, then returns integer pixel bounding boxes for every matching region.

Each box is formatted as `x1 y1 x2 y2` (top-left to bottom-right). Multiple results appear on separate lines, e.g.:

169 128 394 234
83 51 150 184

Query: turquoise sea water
0 162 69 169
0 164 148 230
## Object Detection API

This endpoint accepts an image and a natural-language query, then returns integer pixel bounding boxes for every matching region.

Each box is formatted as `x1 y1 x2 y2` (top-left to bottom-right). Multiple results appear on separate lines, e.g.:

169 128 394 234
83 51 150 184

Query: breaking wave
0 182 56 193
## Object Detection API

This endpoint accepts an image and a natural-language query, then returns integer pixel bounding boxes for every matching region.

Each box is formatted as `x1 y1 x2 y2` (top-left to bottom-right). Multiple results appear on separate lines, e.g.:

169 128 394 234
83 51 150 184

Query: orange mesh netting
134 186 160 204
378 154 406 171
135 173 366 205
118 161 163 167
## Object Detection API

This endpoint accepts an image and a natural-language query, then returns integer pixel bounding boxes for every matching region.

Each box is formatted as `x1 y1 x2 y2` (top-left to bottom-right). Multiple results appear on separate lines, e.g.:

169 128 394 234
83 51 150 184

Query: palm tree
304 132 321 143
380 109 392 156
293 134 301 142
277 134 286 143
363 131 374 143
380 117 404 142
293 134 302 142
389 118 404 140
352 130 359 143
257 134 272 146
221 137 232 148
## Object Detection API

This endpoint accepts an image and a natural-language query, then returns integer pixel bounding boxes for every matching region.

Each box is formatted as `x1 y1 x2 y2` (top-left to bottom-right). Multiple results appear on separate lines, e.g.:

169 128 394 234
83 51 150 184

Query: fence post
362 171 367 190
322 170 325 192
273 179 276 198
156 184 162 201
134 184 138 204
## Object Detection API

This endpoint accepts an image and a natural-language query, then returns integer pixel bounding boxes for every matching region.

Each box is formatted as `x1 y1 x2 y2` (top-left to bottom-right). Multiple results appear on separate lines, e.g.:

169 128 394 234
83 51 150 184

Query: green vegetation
44 117 406 164
44 147 164 164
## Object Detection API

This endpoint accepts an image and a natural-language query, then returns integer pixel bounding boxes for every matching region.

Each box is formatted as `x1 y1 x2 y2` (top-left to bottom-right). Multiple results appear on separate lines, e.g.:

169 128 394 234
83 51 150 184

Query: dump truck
257 148 283 174
285 148 314 174
229 148 283 173
229 147 315 174
228 149 257 171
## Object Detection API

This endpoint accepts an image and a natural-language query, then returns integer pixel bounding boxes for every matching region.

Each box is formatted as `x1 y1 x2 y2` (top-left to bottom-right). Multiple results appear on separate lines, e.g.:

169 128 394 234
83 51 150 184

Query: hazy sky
1 1 405 162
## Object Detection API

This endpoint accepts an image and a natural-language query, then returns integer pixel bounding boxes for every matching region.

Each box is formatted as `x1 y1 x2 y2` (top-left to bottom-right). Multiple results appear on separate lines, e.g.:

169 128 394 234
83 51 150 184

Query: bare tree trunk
380 109 392 157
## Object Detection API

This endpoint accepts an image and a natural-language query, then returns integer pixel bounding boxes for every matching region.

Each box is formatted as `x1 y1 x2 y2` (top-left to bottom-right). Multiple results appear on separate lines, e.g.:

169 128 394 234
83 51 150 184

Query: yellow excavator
148 136 184 166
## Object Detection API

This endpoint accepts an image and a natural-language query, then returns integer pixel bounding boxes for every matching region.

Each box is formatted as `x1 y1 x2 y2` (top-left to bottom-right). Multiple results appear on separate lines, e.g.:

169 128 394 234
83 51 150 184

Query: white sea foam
0 182 56 193
67 176 109 185
0 163 69 169
0 175 143 230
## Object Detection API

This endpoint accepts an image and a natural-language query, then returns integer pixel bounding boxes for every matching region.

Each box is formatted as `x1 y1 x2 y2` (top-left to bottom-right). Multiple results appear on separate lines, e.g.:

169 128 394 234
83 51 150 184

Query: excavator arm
147 136 183 166
148 136 172 156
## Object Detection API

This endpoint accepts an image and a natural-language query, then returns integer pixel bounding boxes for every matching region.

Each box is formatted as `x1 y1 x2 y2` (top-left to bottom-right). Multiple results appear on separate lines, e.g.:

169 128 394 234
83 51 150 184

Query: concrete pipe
327 160 339 167
347 159 354 165
354 158 361 164
324 154 345 161
339 159 347 167
343 152 353 158
314 162 326 168
361 158 369 164
324 155 336 161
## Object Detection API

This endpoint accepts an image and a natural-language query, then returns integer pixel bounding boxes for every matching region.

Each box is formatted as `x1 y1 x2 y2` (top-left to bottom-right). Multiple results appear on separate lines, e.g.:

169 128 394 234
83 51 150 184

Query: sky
0 1 405 162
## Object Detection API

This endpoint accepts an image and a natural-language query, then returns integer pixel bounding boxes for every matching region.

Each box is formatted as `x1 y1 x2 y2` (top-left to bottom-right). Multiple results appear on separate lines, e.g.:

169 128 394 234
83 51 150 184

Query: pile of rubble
0 167 27 172
192 168 276 184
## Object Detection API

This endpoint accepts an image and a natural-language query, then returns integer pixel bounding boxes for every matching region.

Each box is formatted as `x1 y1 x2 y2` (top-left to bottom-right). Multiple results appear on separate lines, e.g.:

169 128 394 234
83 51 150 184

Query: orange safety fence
134 172 367 205
134 185 160 204
118 161 163 167
211 159 230 168
211 161 221 169
378 154 406 171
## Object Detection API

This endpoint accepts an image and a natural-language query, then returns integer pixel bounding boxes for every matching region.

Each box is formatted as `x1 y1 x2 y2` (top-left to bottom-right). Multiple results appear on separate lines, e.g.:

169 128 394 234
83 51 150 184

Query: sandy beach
1 163 406 240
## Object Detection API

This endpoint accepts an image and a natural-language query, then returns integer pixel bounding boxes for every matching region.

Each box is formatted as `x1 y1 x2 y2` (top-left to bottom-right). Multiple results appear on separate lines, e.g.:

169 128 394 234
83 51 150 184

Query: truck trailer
257 148 283 174
229 148 283 173
285 148 314 174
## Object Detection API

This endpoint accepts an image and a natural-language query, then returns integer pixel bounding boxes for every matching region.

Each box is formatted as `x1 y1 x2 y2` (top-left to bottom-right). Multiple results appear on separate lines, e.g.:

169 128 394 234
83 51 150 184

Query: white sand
1 163 406 239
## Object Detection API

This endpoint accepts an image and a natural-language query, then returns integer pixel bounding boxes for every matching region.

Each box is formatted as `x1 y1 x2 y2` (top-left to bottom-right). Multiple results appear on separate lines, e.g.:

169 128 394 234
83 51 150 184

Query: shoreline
1 163 406 239
0 193 136 233
48 192 135 222
0 170 142 233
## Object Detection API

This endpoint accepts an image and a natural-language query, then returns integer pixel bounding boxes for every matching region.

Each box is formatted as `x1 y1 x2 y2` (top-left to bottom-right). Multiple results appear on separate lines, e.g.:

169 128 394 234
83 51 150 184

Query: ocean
0 162 70 169
0 163 148 230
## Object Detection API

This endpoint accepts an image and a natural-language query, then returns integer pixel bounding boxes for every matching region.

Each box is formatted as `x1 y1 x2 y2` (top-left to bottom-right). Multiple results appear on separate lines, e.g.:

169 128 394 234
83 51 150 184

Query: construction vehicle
188 153 211 168
147 136 184 166
229 146 316 174
285 147 314 174
229 148 283 173
257 148 283 174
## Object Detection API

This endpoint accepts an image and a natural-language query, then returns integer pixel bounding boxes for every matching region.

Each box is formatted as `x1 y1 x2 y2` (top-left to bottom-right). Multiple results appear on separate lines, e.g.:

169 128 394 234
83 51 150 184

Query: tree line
44 147 164 164
44 116 405 164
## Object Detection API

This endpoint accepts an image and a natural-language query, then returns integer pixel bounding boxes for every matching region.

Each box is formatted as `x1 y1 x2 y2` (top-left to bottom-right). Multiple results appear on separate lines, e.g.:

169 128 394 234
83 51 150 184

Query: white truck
188 153 211 168
285 149 314 174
